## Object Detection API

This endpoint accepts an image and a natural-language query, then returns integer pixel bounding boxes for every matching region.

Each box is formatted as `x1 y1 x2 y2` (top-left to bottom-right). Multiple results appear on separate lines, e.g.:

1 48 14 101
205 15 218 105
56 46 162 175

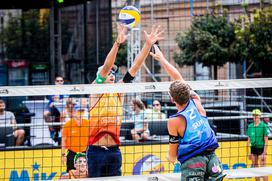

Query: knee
44 111 50 118
17 129 25 137
14 129 25 138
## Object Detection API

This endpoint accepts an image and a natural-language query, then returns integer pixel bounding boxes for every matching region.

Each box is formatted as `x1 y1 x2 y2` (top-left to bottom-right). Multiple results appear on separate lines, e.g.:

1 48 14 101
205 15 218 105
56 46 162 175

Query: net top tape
0 78 271 97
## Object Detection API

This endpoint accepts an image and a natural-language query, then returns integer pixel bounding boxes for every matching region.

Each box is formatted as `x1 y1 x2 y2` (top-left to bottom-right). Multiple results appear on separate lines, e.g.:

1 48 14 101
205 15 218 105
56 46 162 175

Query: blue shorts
87 145 122 178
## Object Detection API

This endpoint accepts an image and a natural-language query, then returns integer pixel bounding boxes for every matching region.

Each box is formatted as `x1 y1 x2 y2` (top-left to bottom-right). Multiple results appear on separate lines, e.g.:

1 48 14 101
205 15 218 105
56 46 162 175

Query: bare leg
14 129 25 146
252 155 260 181
260 154 268 181
44 111 55 138
44 111 51 122
131 129 140 142
142 132 150 141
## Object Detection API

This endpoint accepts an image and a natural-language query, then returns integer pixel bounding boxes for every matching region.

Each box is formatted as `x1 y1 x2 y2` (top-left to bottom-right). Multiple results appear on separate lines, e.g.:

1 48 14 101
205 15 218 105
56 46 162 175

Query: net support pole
127 0 141 82
50 1 63 83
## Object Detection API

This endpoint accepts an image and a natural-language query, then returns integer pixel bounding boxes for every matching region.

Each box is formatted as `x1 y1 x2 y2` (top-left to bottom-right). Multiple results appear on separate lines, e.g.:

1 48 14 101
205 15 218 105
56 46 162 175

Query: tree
0 9 71 76
234 3 272 77
174 13 240 80
1 10 50 62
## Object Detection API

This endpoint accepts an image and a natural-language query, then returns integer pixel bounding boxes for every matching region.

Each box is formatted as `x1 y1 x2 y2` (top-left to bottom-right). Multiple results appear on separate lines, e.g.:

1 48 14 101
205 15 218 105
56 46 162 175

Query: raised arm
99 24 128 78
128 25 164 77
150 45 184 81
150 45 207 116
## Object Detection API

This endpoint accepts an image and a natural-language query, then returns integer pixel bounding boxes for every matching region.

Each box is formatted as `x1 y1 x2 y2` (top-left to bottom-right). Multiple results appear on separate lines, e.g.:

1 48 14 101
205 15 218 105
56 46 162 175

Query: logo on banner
9 162 64 181
144 85 156 90
0 89 8 95
69 86 84 92
133 154 164 175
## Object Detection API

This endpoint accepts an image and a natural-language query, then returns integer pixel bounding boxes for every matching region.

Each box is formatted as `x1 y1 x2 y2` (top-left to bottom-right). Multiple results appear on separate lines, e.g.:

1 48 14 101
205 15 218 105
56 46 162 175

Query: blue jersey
170 99 218 164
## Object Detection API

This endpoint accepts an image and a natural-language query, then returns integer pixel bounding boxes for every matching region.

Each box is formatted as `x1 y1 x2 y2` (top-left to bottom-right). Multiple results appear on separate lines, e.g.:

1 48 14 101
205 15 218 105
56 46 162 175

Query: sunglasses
108 70 116 76
153 104 160 106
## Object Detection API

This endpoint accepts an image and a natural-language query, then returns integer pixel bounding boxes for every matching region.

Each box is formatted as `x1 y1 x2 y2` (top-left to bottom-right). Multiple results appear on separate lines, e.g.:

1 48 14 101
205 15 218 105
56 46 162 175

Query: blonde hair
131 98 145 110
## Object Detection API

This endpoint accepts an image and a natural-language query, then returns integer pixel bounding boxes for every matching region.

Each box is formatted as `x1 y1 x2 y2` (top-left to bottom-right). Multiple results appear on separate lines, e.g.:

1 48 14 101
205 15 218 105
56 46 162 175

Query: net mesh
0 78 271 180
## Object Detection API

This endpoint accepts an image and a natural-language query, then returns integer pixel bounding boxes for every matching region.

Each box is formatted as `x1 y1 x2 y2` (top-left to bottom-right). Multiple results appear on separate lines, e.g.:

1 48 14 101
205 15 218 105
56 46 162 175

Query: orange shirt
62 118 89 152
88 93 123 145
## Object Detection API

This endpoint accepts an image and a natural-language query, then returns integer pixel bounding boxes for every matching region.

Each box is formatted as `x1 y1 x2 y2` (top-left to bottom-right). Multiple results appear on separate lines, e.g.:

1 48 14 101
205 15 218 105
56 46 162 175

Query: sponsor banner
0 141 271 180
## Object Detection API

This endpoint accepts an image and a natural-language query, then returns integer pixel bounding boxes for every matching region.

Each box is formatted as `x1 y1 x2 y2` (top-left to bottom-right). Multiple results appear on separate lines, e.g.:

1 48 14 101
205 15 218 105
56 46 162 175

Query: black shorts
66 150 77 172
251 147 264 155
48 106 61 130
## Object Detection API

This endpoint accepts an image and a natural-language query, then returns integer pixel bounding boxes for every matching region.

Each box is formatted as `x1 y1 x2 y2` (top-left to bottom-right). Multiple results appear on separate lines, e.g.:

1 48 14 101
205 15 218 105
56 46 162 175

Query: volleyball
118 6 141 29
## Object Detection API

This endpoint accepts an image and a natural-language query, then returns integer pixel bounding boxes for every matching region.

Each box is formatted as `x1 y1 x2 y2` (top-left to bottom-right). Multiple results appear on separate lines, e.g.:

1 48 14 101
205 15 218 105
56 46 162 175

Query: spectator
61 98 89 123
247 109 269 181
145 100 167 121
0 99 25 146
44 76 68 143
77 98 89 120
61 104 89 172
130 98 150 142
60 98 76 123
60 153 88 179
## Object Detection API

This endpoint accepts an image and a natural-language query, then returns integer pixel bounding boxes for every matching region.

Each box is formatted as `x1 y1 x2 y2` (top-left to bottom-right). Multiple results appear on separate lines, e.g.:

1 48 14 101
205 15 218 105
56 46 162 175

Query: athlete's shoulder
168 116 184 127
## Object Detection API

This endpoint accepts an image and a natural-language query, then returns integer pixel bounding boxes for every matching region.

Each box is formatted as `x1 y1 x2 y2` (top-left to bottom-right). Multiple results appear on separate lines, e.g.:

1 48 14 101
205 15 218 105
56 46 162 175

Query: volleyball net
0 78 271 180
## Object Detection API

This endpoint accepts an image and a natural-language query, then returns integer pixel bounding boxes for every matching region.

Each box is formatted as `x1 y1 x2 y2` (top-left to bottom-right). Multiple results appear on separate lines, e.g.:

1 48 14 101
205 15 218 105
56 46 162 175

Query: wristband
123 71 135 83
95 73 107 84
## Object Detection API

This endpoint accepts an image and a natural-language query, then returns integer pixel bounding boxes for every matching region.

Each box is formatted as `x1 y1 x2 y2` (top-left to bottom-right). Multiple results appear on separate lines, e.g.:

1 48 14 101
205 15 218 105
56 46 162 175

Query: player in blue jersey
150 45 225 180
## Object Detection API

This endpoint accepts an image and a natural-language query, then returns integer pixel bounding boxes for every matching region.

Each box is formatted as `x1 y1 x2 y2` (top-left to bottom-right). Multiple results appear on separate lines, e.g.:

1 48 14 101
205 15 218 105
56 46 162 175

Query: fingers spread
155 25 161 35
151 25 156 33
150 52 155 57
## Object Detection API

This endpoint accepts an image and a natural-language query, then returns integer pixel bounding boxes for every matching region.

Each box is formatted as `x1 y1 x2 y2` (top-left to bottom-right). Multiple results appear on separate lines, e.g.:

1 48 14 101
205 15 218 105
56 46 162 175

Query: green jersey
246 121 269 148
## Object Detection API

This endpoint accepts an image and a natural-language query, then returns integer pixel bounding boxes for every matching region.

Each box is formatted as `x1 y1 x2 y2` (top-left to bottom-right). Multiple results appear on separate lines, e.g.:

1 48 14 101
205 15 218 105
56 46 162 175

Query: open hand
116 24 128 44
143 25 164 46
166 155 176 165
149 44 165 61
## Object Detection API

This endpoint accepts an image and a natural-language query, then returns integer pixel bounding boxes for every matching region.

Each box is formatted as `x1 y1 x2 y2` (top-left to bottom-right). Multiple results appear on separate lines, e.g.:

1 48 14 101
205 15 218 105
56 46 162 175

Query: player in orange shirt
61 104 89 172
87 24 164 177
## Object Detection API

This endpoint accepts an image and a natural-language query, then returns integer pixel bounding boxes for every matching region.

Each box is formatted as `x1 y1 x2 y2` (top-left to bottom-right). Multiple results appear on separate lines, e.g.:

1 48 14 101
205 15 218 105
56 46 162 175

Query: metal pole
83 3 87 83
190 0 193 17
0 12 4 62
96 0 99 65
50 3 55 83
57 8 64 78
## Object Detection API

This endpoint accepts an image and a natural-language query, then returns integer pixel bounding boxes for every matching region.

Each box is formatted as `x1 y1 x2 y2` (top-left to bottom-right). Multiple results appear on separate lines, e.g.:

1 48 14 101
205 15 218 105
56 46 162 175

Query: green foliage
175 4 272 77
234 6 272 76
112 31 127 67
174 14 240 68
0 10 50 61
0 9 71 63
